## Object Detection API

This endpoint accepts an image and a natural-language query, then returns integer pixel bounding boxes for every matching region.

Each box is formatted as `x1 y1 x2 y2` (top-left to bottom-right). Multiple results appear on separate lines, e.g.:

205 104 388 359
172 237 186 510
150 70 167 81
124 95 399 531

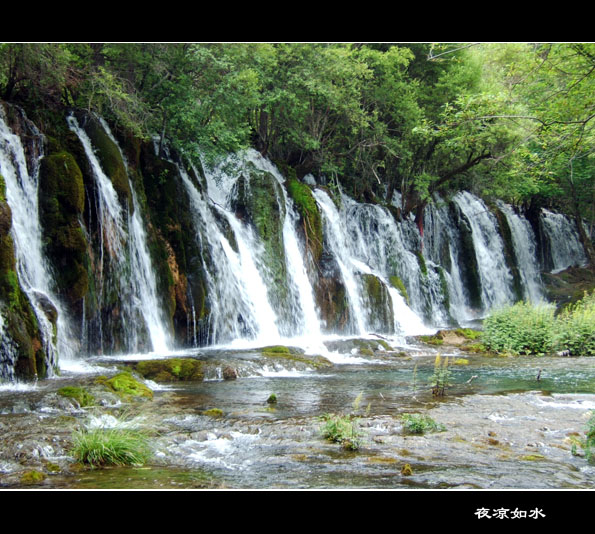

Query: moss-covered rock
361 273 394 334
260 345 333 369
98 371 153 399
493 205 524 301
450 201 483 310
287 177 323 264
20 470 47 484
231 165 289 320
78 113 132 209
57 386 95 407
134 358 204 382
389 275 410 306
0 174 48 380
38 151 89 305
202 408 224 418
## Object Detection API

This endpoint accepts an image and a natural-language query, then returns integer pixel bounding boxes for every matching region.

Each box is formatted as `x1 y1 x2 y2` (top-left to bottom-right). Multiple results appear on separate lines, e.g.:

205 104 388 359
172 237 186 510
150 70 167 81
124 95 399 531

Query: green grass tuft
71 427 152 467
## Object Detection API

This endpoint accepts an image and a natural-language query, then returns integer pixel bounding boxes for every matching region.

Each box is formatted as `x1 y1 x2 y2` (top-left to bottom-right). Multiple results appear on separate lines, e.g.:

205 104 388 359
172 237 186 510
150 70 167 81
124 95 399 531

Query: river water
1 339 594 490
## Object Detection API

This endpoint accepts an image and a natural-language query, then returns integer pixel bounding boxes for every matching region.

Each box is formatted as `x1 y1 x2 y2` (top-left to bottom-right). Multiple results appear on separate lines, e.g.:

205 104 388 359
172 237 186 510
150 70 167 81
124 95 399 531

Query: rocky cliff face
0 102 591 381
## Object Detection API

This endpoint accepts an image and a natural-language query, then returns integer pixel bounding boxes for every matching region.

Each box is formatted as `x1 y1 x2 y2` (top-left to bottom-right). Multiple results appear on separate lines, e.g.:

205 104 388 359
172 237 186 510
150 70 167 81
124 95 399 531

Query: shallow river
1 340 594 490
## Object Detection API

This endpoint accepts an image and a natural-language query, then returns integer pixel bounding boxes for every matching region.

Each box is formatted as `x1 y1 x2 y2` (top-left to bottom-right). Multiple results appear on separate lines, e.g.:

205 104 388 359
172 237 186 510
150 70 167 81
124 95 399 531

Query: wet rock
222 366 237 380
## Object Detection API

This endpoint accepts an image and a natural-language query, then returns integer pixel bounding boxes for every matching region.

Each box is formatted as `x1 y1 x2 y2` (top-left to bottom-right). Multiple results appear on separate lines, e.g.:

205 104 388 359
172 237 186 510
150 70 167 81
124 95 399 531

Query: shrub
401 413 446 435
71 427 152 467
553 291 595 356
571 410 595 463
482 301 556 355
482 292 595 356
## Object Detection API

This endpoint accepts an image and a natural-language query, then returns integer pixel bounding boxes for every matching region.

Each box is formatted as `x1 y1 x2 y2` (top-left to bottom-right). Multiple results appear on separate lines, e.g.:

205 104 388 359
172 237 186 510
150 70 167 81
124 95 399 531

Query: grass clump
71 426 152 467
401 413 446 435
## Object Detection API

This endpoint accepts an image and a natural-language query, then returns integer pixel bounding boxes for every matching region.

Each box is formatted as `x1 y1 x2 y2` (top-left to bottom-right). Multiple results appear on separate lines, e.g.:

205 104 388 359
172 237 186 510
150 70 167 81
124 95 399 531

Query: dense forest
1 42 593 264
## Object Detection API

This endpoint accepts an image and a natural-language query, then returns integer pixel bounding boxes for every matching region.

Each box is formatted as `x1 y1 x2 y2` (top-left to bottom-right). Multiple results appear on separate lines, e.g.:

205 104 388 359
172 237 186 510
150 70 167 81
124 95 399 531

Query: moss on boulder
260 345 333 369
80 114 132 208
287 177 323 264
134 358 205 382
0 174 48 379
98 371 153 399
389 275 410 305
38 151 89 305
57 386 95 407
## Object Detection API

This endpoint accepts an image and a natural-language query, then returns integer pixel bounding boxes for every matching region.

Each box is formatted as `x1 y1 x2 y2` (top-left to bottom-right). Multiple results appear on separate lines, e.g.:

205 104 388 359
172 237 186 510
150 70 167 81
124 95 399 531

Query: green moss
57 386 95 407
135 358 204 382
287 178 323 263
232 166 289 312
389 275 410 305
418 334 444 346
38 151 89 304
99 372 153 399
266 393 278 404
416 251 428 277
454 328 482 340
20 470 46 484
84 116 131 207
260 346 333 369
361 273 394 333
261 345 291 354
202 408 224 418
520 454 546 461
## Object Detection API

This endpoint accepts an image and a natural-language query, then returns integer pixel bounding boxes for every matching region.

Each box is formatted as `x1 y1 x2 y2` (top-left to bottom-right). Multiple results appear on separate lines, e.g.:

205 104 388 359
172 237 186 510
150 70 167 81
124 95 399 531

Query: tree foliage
0 42 593 244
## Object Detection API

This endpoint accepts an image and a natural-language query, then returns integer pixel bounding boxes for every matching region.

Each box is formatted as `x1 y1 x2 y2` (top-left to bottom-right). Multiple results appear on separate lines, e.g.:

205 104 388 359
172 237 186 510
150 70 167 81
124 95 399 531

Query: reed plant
430 354 451 396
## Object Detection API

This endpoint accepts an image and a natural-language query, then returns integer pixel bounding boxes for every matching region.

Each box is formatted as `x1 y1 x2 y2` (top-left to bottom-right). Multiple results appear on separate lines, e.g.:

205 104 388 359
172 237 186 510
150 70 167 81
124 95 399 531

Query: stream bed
1 338 594 490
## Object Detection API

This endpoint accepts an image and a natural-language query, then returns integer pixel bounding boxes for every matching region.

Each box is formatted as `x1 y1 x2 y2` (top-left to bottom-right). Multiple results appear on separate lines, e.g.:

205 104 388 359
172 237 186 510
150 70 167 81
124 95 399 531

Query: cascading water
0 106 75 375
67 114 172 354
451 191 515 313
313 188 432 337
312 189 369 335
342 194 447 330
98 118 172 354
497 201 544 303
197 149 327 349
1 103 590 381
540 208 588 273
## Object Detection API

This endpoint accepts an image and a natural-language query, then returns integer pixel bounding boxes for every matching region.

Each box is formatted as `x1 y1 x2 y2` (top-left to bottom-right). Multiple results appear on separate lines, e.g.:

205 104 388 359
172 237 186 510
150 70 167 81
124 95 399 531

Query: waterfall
67 115 172 354
0 106 75 374
312 189 369 335
3 104 586 380
497 201 545 303
0 313 18 380
423 199 474 323
173 153 281 347
451 191 515 313
313 188 431 336
540 208 588 273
